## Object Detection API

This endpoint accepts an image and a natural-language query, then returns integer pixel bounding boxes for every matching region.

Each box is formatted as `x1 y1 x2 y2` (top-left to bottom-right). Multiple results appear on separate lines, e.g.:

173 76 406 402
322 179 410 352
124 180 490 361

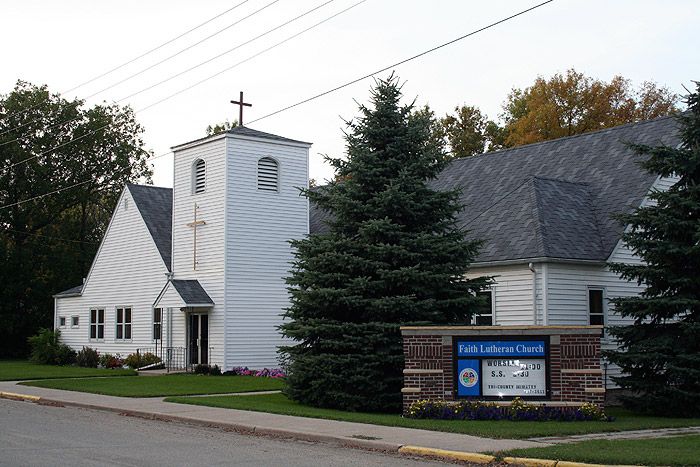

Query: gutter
471 256 606 268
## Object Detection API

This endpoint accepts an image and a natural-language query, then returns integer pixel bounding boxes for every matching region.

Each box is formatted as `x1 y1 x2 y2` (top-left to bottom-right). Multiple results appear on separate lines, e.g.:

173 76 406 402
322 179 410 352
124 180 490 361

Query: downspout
542 263 549 326
528 263 537 325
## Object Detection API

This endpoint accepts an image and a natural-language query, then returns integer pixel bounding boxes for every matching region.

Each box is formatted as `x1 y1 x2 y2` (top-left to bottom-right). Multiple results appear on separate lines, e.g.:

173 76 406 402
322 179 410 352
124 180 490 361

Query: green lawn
21 374 284 397
165 393 700 439
498 435 700 466
0 360 135 381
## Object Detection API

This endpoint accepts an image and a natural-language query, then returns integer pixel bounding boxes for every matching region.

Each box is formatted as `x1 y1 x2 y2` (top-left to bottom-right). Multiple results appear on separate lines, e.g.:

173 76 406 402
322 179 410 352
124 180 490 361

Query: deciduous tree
0 80 152 356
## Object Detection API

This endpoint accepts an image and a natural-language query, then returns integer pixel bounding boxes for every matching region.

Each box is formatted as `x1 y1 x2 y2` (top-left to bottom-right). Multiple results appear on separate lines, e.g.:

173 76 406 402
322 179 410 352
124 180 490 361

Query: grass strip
21 374 283 397
498 434 700 466
0 360 135 381
164 392 700 439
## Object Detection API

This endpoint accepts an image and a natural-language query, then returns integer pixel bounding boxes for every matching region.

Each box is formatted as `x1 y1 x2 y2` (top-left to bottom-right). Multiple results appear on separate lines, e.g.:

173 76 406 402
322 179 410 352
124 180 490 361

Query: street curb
0 391 41 402
11 397 403 454
399 446 643 467
399 446 495 463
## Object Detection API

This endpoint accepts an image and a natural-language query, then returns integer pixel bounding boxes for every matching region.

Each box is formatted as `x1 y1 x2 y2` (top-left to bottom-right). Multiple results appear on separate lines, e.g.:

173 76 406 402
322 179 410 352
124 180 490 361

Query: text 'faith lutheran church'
53 94 681 377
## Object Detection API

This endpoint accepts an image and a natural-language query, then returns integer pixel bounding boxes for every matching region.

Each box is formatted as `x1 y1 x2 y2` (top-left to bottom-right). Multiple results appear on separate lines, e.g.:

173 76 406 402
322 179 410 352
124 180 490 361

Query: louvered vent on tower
257 157 279 192
193 159 206 194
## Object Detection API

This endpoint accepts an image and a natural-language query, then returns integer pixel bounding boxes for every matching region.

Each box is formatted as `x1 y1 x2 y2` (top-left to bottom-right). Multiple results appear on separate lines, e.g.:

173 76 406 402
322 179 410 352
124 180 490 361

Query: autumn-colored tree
501 69 679 147
438 106 506 159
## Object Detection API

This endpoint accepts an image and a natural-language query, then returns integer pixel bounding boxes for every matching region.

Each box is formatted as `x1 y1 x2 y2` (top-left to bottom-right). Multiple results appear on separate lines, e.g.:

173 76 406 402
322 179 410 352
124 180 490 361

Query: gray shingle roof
172 125 311 149
310 116 681 263
170 280 214 305
127 184 173 271
54 284 83 297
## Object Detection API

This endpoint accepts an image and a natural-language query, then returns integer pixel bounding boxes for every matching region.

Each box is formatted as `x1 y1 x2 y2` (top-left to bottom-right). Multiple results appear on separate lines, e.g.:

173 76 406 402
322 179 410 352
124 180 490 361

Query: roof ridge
450 114 677 164
126 183 172 191
532 175 590 186
530 177 549 257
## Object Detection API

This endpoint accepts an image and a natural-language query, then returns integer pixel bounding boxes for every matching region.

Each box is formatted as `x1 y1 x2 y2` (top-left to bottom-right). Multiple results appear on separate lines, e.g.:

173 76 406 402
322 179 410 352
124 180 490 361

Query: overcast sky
2 0 698 187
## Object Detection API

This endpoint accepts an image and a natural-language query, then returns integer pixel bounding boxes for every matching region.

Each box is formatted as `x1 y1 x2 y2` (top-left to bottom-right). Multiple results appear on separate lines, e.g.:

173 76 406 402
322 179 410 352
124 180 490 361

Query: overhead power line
0 0 251 133
1 0 367 173
0 227 99 245
248 0 554 125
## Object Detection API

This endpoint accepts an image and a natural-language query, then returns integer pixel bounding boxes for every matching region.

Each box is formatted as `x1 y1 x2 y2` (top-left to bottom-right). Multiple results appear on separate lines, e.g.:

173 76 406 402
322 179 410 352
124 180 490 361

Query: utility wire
0 0 307 151
0 0 277 143
0 0 251 133
248 0 554 124
1 0 367 173
0 180 92 210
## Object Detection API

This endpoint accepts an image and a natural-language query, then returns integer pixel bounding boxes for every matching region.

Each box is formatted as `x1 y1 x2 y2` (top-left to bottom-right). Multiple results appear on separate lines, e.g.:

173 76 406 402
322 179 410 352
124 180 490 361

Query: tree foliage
205 119 238 136
0 80 152 357
439 105 505 158
280 75 490 412
501 69 679 147
606 83 700 417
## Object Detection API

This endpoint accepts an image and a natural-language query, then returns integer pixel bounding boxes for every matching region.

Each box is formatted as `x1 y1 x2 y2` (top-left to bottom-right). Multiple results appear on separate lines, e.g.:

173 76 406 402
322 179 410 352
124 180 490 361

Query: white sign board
482 358 547 397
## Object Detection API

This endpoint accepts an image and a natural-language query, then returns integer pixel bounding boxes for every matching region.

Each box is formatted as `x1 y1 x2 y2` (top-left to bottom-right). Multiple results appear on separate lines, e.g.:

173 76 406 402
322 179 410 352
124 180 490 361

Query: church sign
455 337 550 399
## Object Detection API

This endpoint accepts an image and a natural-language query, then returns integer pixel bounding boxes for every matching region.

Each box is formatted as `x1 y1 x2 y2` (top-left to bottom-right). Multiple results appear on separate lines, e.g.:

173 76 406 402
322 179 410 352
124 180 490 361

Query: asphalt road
0 399 447 467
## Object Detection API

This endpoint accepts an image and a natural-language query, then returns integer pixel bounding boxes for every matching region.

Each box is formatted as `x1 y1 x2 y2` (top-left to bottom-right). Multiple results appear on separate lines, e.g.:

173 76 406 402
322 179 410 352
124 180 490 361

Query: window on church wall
153 308 162 341
89 308 104 340
257 157 279 192
115 307 132 340
473 290 494 326
193 159 206 194
589 289 605 326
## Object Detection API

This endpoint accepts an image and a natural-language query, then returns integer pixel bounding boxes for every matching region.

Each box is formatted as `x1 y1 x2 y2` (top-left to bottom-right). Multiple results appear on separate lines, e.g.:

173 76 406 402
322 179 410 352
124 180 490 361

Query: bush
124 352 161 369
194 364 221 375
405 398 611 422
27 328 76 365
224 366 286 378
76 347 99 368
99 353 124 369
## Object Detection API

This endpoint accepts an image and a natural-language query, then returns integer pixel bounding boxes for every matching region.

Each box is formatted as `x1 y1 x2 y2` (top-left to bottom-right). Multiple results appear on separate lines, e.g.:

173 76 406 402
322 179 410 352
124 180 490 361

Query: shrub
27 328 76 365
405 398 611 422
124 352 161 369
76 347 99 368
99 353 124 369
193 364 221 375
224 367 286 378
209 364 221 376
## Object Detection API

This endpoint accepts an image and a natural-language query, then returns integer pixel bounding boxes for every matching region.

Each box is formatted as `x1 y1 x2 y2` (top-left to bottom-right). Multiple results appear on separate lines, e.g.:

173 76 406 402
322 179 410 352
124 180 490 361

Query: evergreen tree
606 83 700 416
281 75 490 412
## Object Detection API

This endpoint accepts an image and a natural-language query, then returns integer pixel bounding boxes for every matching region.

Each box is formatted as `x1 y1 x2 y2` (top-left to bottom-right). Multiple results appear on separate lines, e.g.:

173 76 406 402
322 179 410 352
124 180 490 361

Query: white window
193 159 206 194
116 307 132 340
59 317 66 327
89 309 104 340
153 308 162 341
257 157 279 191
588 289 605 325
473 290 494 326
71 316 79 328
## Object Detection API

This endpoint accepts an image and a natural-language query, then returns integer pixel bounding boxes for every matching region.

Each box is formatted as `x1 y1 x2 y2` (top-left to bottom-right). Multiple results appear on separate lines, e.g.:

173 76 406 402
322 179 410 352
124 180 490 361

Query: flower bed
224 367 285 378
405 398 611 422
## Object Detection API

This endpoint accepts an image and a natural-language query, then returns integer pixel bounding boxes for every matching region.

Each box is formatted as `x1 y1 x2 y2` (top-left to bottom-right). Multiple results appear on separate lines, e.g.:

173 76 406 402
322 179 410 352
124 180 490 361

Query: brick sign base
401 325 605 412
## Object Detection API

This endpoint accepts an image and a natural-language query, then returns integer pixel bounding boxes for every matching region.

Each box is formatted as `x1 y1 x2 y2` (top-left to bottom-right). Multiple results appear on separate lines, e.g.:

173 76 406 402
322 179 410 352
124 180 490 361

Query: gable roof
53 284 83 298
171 125 311 150
127 184 173 271
310 116 681 263
170 279 214 306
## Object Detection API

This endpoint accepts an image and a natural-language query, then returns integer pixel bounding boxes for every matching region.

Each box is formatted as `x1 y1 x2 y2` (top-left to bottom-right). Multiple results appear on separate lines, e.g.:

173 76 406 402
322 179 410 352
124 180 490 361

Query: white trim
191 158 206 195
70 315 80 328
171 132 312 152
88 307 105 342
114 305 133 342
587 286 607 327
472 257 606 268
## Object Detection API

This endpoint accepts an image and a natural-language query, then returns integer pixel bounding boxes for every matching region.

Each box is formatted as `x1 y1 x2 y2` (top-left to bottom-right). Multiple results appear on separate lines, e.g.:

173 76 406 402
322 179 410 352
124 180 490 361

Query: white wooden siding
466 264 536 325
171 137 227 366
224 136 309 369
55 188 170 356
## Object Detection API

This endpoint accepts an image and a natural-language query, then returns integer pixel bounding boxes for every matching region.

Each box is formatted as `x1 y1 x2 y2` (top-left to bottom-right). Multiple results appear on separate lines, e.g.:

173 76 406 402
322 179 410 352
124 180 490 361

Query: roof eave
471 256 607 268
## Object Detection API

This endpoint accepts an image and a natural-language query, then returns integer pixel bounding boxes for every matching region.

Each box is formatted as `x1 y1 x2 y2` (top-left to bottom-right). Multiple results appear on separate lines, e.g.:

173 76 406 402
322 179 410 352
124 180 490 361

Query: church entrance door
188 313 209 366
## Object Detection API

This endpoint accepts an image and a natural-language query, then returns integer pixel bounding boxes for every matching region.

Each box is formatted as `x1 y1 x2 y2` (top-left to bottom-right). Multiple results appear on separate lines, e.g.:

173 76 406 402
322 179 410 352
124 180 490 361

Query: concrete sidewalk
0 380 543 455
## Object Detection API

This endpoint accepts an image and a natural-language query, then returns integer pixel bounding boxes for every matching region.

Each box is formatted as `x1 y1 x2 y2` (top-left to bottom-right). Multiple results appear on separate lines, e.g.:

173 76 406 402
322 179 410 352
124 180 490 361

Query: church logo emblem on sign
459 367 479 388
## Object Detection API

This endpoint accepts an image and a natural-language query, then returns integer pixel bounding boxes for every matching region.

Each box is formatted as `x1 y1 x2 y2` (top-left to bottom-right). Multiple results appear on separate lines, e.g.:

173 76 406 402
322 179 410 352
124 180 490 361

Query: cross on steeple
186 204 206 270
230 91 252 126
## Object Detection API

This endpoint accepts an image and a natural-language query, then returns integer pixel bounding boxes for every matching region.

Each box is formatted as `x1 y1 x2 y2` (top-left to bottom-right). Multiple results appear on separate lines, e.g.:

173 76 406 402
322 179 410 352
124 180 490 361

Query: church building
54 116 679 376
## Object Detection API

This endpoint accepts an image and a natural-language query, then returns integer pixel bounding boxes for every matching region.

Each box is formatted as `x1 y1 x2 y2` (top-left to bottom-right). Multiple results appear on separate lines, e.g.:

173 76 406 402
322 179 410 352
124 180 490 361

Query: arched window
257 157 279 192
193 159 206 194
